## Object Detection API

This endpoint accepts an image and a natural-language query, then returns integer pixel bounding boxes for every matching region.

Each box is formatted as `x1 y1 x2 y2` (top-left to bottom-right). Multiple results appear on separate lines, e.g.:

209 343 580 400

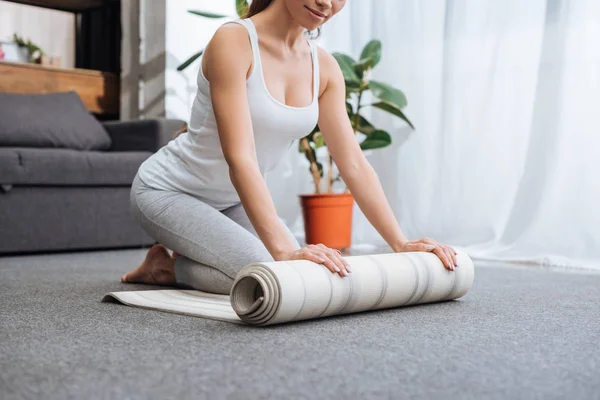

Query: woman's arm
204 25 297 260
316 49 458 269
316 50 409 251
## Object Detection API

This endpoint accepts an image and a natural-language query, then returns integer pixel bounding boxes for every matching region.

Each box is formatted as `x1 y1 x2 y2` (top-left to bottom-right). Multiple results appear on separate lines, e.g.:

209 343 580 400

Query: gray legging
130 173 300 294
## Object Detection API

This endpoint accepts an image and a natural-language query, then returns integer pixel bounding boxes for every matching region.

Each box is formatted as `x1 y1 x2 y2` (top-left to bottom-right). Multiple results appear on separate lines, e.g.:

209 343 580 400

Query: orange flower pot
299 193 354 250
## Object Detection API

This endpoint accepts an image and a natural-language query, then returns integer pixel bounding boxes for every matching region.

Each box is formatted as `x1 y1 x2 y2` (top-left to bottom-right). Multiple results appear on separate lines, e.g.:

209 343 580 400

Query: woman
121 0 458 294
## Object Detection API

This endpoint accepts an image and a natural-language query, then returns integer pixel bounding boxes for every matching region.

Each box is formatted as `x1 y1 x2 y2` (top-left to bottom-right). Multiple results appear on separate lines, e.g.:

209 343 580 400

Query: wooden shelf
0 60 119 116
3 0 119 13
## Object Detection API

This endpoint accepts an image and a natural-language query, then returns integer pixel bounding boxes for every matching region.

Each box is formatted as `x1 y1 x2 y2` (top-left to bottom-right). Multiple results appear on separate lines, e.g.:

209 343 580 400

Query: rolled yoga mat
102 251 474 326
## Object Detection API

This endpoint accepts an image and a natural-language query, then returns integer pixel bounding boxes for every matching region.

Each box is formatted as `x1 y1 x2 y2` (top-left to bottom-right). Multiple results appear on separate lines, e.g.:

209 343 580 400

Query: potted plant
12 33 44 63
299 40 414 249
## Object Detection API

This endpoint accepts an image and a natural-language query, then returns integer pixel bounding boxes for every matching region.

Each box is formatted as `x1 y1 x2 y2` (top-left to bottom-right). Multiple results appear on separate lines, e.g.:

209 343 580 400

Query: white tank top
138 18 320 210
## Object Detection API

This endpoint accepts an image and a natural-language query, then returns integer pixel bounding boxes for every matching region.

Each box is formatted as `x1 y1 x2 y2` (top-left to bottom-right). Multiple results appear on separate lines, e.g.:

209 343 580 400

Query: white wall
0 0 74 68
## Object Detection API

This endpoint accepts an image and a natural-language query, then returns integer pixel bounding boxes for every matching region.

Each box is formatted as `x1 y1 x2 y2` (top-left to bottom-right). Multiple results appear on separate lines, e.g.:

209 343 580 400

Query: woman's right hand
276 244 352 277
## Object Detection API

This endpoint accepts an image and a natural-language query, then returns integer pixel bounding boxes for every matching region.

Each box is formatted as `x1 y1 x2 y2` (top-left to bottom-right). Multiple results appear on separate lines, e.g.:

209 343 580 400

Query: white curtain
269 0 600 269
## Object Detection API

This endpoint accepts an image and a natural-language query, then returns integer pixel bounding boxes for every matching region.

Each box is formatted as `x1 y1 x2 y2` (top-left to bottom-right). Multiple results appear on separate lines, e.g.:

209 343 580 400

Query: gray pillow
0 92 112 150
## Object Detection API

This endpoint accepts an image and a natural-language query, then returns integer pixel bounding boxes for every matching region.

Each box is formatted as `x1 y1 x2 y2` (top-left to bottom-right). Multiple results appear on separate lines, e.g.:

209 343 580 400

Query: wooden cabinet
0 61 119 116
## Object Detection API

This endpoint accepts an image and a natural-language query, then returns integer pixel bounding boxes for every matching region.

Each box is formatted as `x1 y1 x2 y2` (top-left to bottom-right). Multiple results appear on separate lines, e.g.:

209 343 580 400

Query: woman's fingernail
334 265 341 272
425 245 435 250
345 264 352 271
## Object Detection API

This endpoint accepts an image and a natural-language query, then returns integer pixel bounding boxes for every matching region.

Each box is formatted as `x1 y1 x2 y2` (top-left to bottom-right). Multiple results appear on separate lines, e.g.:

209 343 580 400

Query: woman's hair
243 0 273 18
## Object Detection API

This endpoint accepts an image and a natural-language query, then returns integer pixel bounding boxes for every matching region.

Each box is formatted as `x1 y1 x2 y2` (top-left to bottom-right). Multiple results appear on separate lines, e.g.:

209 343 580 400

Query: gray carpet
1 249 599 400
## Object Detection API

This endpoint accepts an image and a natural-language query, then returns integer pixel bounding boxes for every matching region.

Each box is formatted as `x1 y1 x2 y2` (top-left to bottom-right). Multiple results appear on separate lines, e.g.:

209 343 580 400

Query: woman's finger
445 246 458 266
433 247 454 271
444 247 456 269
329 248 351 275
425 239 455 270
437 244 453 268
317 245 348 276
433 242 457 267
312 249 344 276
326 249 349 277
336 249 352 272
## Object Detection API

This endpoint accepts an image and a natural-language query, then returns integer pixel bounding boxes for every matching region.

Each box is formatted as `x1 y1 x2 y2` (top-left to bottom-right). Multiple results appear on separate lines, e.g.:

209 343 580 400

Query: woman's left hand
394 238 458 271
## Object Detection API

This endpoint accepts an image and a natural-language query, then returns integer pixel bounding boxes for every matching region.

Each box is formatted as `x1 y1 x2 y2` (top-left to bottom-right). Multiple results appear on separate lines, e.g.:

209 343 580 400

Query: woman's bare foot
121 244 177 286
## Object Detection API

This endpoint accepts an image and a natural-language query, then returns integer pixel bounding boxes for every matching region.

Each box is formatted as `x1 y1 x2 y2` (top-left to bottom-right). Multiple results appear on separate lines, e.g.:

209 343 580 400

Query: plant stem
352 89 363 135
327 154 333 193
300 138 321 194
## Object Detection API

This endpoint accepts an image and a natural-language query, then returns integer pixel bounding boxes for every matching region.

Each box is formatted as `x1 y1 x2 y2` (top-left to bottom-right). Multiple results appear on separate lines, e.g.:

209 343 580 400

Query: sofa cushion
0 148 152 186
0 92 112 150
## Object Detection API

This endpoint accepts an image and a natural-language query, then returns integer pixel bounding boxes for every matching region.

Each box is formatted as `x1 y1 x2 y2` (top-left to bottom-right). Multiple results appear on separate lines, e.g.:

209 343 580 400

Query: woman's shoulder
202 22 253 82
315 46 337 68
209 21 252 49
314 46 343 94
315 46 343 78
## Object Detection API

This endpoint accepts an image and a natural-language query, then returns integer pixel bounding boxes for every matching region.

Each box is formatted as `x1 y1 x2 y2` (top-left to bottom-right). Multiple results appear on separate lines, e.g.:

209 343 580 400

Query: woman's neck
249 1 307 51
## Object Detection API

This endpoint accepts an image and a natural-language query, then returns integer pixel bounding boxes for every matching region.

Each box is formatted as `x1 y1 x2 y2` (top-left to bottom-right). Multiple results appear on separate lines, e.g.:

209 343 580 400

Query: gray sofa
0 92 186 254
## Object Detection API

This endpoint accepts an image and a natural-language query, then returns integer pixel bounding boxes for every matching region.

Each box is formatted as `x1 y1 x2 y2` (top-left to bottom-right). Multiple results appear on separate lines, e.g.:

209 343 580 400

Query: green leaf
188 10 228 18
353 58 372 73
313 132 325 148
371 102 415 130
360 130 392 150
346 101 353 114
177 50 204 71
332 53 360 85
236 0 249 17
368 80 407 109
357 115 376 135
359 40 382 69
345 80 361 98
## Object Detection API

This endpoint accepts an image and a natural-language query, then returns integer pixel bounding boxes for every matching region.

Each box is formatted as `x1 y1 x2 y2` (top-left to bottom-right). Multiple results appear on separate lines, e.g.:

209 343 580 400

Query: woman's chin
300 20 322 32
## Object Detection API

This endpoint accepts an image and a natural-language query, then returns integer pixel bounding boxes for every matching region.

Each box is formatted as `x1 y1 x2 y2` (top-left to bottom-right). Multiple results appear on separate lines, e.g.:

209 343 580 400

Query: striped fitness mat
103 251 475 326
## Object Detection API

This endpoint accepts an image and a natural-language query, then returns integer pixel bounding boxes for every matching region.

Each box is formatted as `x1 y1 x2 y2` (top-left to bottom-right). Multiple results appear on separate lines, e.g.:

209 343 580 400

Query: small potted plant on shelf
12 33 44 63
299 40 414 249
